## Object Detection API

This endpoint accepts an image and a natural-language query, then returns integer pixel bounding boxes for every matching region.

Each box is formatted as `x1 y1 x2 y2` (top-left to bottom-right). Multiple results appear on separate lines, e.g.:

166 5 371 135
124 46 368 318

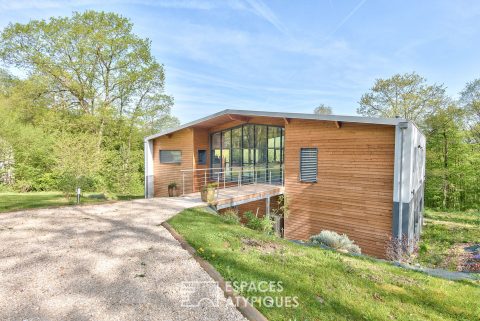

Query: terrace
180 166 284 210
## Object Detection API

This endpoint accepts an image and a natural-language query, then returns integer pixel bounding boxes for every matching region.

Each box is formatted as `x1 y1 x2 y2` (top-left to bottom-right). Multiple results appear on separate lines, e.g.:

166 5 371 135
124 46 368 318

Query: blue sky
1 0 480 123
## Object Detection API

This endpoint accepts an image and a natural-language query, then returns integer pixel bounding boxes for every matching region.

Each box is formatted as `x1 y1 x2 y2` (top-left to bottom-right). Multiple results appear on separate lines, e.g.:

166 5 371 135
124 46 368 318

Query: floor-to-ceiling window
210 124 284 183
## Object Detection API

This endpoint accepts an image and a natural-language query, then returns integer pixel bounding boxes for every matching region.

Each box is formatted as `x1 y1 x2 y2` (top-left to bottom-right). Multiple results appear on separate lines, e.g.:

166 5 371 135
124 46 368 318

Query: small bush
244 211 273 234
221 208 240 224
385 234 419 263
310 230 361 254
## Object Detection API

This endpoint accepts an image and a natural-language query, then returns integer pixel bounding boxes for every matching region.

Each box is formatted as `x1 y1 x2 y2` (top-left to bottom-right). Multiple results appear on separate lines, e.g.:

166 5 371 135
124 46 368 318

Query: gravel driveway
0 198 247 321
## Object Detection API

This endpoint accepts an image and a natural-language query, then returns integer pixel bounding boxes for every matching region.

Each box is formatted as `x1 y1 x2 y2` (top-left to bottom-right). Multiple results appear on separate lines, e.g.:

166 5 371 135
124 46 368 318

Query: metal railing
179 166 284 197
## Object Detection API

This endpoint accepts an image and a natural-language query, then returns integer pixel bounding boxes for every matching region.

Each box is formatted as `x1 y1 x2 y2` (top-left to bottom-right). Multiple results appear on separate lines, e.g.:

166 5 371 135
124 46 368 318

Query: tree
0 10 177 147
358 72 446 124
459 79 480 142
423 102 466 209
314 104 332 115
0 11 179 195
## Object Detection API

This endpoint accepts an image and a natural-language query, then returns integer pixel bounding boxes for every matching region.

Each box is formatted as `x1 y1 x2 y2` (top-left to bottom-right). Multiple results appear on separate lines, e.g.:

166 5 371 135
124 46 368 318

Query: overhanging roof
145 109 408 142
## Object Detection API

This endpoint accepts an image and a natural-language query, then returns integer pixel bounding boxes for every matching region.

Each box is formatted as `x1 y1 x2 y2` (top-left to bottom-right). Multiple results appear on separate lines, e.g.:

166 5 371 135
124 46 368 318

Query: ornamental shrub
310 230 361 254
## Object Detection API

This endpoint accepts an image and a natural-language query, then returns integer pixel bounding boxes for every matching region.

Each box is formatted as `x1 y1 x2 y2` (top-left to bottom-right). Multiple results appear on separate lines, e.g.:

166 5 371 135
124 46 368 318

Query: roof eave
144 109 408 142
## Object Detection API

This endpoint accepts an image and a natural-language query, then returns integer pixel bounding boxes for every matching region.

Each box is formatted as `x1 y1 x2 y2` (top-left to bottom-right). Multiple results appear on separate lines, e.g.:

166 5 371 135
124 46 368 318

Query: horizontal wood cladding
153 128 194 197
283 119 395 258
192 128 210 191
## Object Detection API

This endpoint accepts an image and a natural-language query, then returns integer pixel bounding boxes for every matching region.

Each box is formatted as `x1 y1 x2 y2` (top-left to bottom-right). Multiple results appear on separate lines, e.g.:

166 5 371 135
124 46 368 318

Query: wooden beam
228 114 250 122
334 121 342 129
283 117 291 125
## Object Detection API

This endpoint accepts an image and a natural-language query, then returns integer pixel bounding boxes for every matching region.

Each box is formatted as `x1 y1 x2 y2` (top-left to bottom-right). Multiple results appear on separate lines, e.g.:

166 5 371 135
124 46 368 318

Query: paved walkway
0 198 247 321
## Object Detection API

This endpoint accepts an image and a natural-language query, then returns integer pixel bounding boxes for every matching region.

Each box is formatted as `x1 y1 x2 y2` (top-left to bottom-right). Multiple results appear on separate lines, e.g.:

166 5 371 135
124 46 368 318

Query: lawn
416 209 480 272
0 191 143 213
168 208 480 321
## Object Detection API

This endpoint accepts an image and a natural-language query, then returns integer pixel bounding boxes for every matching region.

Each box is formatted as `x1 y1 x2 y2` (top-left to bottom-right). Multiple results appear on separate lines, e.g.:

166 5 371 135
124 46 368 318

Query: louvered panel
300 148 317 182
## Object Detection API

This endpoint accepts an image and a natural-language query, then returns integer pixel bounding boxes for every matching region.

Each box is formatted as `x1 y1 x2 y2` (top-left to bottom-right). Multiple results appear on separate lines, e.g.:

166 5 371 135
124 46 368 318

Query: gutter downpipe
398 122 409 241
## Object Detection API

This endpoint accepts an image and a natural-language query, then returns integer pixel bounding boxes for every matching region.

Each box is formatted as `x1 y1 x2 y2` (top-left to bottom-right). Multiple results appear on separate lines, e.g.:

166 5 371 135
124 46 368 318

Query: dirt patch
442 243 480 273
240 238 283 254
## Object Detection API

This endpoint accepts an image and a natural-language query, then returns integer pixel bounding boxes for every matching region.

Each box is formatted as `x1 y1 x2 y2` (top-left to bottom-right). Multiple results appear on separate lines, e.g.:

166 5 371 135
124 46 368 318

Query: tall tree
314 104 333 115
0 11 179 195
0 10 178 146
358 72 446 124
423 102 467 209
459 79 480 142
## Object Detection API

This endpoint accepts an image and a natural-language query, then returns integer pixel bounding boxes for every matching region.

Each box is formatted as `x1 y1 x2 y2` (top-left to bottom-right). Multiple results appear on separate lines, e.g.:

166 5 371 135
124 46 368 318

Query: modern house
144 109 425 258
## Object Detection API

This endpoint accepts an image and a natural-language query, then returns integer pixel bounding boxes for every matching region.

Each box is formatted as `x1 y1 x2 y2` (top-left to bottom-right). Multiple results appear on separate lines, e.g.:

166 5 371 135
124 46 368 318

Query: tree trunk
442 131 449 209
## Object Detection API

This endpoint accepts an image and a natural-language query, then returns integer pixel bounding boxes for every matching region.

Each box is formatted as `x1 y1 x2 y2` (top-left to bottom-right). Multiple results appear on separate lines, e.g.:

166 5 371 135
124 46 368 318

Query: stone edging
161 221 269 321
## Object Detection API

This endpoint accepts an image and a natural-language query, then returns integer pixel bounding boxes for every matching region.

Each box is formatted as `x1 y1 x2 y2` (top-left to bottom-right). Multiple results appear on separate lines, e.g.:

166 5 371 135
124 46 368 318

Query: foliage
385 235 419 263
53 132 103 197
169 208 480 321
0 11 179 195
358 72 446 124
423 102 479 210
313 104 332 115
244 210 273 234
310 230 361 254
415 209 480 271
460 78 480 142
168 182 177 189
359 72 480 210
220 208 240 224
202 182 219 191
271 194 289 218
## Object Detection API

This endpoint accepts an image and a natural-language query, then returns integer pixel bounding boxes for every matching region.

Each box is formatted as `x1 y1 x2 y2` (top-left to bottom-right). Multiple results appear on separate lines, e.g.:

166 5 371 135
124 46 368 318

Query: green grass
168 208 480 321
417 209 480 269
0 191 143 213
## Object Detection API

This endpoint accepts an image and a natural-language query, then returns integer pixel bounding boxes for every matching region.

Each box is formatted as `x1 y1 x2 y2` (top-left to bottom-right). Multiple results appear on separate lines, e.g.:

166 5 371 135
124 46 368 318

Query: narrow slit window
160 150 182 164
197 150 207 165
300 148 317 182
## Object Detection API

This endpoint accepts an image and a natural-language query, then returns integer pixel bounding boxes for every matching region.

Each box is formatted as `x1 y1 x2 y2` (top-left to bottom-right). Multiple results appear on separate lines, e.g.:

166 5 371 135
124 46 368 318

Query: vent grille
300 148 317 182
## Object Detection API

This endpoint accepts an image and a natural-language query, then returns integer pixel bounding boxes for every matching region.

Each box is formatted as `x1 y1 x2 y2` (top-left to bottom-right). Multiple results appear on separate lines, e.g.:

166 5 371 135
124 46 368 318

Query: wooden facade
283 119 395 258
148 111 409 258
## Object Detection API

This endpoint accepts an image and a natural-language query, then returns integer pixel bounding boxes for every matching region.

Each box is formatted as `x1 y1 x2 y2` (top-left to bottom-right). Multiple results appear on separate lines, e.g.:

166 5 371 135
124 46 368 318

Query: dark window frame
197 149 207 165
159 150 182 164
209 124 284 182
299 147 318 183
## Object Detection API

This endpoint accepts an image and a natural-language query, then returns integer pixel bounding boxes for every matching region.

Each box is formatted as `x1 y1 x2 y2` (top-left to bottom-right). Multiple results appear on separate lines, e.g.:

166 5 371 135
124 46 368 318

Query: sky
1 0 480 123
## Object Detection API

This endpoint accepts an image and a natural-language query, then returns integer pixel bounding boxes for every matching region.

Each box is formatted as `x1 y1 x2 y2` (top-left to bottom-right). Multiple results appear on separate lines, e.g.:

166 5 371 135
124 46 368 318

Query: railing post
269 170 272 185
217 173 220 199
182 172 185 196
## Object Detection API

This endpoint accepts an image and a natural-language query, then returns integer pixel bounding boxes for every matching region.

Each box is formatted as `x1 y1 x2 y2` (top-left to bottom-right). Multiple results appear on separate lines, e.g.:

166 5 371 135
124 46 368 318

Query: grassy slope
168 208 480 321
0 191 143 213
417 209 480 269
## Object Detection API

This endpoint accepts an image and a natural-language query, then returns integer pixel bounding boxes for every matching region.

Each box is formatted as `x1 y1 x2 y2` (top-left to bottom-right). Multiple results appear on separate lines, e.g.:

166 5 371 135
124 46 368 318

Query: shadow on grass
169 208 480 321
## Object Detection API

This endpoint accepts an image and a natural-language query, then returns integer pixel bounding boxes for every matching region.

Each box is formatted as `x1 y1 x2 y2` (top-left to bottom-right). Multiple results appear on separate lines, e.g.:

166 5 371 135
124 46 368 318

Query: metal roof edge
144 109 408 142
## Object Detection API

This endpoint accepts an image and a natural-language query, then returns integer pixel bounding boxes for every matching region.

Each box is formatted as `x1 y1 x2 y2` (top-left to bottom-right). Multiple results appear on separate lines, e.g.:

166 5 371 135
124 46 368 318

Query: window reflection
210 124 284 183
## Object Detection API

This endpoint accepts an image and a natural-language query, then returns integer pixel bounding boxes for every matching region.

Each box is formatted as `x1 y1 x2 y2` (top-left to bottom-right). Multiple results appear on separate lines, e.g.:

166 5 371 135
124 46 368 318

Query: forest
0 11 479 210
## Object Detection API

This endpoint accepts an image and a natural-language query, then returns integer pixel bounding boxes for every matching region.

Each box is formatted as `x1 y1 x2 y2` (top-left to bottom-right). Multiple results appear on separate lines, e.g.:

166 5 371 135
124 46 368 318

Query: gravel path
0 198 247 321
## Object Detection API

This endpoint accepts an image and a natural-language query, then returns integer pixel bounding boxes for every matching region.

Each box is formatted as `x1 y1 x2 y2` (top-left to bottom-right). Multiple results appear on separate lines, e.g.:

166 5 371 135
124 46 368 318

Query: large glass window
211 132 222 175
210 124 284 183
